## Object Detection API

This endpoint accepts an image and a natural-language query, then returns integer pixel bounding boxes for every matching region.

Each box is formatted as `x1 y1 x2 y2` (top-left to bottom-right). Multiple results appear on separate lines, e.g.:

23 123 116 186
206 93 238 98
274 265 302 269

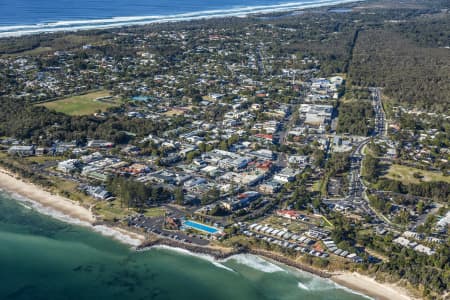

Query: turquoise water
0 192 369 300
184 220 220 234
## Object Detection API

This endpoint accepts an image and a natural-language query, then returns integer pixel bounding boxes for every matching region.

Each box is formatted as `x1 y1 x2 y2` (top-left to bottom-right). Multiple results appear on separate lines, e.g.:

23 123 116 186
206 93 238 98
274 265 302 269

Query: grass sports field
384 164 449 184
39 91 120 116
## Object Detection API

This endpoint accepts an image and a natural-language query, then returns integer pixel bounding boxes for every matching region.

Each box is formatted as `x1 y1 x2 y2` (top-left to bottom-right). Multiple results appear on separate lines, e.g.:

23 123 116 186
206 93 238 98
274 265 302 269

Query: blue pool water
184 220 220 234
0 192 371 300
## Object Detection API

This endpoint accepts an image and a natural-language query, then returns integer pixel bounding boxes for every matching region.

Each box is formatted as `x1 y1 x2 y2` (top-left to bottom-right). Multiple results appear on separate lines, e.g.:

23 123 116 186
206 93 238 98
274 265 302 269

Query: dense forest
348 28 450 112
337 101 374 136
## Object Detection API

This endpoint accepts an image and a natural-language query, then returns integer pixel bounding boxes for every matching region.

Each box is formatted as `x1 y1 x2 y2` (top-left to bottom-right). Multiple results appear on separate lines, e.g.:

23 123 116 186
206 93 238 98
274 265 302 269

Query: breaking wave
149 245 236 272
297 276 373 299
0 0 362 37
223 254 286 273
1 190 142 247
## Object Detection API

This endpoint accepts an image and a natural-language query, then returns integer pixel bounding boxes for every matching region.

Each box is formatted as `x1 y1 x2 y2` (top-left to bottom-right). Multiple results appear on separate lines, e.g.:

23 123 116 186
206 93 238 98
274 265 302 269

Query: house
85 186 112 200
276 210 299 220
254 133 274 144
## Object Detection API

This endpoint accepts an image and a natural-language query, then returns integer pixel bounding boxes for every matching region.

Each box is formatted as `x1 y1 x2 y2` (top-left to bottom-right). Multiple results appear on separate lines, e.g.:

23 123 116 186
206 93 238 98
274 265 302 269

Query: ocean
0 0 361 37
0 191 371 300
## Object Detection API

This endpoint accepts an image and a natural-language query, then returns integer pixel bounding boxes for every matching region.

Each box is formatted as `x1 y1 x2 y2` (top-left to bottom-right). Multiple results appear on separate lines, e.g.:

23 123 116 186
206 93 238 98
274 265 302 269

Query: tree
363 154 379 182
219 140 228 151
312 197 321 209
416 200 424 214
175 188 184 205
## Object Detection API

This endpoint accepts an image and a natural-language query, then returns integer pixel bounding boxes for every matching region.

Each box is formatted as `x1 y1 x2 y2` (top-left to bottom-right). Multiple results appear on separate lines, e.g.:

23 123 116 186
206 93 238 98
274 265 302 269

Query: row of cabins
249 224 317 245
245 223 329 258
322 238 363 262
393 237 436 256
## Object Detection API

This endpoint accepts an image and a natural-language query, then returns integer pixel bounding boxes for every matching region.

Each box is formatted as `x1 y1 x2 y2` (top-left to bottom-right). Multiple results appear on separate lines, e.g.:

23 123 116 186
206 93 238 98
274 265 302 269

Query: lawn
38 91 120 116
2 47 53 57
384 164 450 184
143 207 166 217
94 200 129 221
263 216 311 232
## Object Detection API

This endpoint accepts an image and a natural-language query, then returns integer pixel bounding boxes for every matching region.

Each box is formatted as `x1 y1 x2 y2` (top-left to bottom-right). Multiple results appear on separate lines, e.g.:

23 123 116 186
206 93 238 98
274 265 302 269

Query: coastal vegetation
0 0 448 298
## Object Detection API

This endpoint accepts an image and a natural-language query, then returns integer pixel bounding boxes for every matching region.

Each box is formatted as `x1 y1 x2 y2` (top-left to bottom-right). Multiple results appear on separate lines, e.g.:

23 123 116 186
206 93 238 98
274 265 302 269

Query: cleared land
384 164 450 184
39 91 120 116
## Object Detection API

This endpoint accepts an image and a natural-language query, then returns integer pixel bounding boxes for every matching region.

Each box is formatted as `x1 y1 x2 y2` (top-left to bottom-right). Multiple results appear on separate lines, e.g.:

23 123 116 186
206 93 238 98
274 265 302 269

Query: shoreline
332 272 417 300
0 167 416 300
0 167 145 246
0 0 364 38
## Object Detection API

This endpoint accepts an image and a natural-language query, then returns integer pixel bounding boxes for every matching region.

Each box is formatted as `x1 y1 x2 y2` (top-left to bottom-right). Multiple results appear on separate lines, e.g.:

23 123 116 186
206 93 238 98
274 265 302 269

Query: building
8 145 35 156
85 186 112 200
414 244 435 256
276 210 299 220
258 181 281 194
273 168 298 183
87 140 114 148
58 159 81 173
250 149 275 160
299 104 333 128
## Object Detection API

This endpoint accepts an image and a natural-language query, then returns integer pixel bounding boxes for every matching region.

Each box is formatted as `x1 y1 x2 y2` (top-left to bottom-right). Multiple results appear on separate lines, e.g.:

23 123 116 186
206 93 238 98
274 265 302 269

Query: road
369 87 386 137
276 104 298 168
324 87 397 228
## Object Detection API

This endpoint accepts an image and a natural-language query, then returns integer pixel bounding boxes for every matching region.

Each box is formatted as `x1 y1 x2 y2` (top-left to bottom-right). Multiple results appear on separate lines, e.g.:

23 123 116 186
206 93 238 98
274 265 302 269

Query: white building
58 159 81 173
273 168 299 183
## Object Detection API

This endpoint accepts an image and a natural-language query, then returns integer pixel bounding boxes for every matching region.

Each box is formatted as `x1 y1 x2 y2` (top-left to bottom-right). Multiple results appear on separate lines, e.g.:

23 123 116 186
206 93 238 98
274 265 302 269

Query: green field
385 164 450 184
39 91 120 116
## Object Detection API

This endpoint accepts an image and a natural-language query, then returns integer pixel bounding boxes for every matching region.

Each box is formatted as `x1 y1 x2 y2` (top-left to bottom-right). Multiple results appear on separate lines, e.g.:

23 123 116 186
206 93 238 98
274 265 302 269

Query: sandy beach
332 272 417 300
0 167 419 299
0 167 145 245
0 168 95 223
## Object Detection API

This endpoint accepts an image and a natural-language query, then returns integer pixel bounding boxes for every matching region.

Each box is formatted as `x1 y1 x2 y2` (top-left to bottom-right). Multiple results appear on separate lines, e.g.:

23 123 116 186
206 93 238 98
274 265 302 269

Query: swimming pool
183 220 220 234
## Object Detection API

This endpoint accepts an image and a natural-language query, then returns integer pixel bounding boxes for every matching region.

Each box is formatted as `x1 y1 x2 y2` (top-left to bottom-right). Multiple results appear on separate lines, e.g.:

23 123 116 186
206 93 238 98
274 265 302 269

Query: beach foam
300 276 374 299
224 253 286 273
297 281 310 290
0 0 362 37
1 189 142 247
150 245 236 272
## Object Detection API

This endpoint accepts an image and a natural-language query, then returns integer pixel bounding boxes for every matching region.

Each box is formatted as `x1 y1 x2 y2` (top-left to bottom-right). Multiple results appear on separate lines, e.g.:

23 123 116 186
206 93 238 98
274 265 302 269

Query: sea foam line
0 192 375 298
0 0 363 37
1 189 142 247
295 275 374 299
148 245 236 273
223 253 286 273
